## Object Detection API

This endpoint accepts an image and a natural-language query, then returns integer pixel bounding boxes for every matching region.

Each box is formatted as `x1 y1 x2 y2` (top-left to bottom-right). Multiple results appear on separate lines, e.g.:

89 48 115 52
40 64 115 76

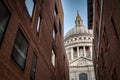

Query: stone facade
0 0 69 80
64 12 95 80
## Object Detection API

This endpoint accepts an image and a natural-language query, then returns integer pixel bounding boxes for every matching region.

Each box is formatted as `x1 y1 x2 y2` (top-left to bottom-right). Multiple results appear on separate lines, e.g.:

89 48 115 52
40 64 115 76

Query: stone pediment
69 57 93 67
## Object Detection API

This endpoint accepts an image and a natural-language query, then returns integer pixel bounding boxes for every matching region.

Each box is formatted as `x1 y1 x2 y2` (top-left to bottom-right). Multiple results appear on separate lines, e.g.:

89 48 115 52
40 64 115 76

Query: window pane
54 4 58 17
52 50 55 67
53 29 55 40
86 47 91 58
73 47 77 58
11 30 28 70
53 26 57 40
79 47 83 56
68 52 71 60
30 53 37 80
54 10 57 17
12 47 26 69
0 1 10 45
15 31 28 57
25 0 34 17
37 16 40 33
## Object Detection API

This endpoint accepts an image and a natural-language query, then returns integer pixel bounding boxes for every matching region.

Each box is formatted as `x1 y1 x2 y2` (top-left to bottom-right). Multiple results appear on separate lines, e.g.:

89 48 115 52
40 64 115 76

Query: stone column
83 46 86 57
77 47 79 57
71 48 73 60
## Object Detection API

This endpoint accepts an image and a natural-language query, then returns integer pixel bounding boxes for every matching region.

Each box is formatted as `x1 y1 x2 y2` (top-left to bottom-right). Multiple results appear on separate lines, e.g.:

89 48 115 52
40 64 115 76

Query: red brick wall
0 0 69 80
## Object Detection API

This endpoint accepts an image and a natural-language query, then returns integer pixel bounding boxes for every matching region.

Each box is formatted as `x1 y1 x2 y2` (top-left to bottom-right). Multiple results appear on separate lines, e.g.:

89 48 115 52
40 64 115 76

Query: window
52 50 56 67
84 37 86 39
54 4 58 17
11 30 29 70
0 1 10 46
53 26 57 40
53 29 55 40
30 53 37 80
79 73 88 80
25 0 35 17
73 47 77 59
59 20 62 36
79 37 82 39
37 16 41 33
75 38 77 40
67 40 69 43
79 47 83 56
68 52 71 60
86 46 91 58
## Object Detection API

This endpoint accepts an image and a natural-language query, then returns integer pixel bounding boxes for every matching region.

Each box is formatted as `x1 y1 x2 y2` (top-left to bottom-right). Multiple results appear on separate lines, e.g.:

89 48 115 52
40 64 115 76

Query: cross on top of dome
75 10 83 27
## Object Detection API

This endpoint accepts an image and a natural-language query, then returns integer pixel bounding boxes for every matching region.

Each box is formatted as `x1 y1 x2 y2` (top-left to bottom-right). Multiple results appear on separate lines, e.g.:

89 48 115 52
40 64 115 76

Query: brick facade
88 0 120 80
0 0 69 80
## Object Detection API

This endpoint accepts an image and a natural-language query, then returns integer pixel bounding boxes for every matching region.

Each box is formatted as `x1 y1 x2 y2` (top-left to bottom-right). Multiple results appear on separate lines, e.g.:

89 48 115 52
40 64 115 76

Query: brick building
0 0 69 80
88 0 120 80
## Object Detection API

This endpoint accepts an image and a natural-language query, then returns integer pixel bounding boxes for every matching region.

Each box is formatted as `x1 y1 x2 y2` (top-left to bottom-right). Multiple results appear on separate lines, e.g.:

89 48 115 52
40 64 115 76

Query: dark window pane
12 47 26 68
73 47 77 58
11 30 28 70
54 4 58 17
0 1 10 46
30 53 37 80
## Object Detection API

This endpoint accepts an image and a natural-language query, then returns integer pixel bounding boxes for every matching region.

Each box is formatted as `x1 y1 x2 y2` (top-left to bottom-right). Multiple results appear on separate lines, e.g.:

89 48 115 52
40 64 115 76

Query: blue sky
61 0 88 35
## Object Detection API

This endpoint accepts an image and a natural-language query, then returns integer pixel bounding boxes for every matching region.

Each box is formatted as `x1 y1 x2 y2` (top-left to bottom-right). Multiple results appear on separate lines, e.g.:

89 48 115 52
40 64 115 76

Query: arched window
79 73 88 80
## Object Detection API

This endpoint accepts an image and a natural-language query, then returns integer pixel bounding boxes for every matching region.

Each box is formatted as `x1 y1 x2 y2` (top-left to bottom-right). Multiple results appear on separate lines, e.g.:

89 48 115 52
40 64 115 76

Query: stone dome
65 25 91 39
65 11 92 39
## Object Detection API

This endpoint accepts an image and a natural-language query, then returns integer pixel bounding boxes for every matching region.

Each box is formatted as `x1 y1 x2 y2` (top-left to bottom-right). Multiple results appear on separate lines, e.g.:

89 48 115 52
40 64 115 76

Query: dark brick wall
0 0 69 80
92 0 120 80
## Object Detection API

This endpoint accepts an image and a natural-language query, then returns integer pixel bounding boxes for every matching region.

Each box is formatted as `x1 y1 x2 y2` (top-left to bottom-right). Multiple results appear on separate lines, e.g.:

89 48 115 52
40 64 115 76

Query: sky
61 0 88 35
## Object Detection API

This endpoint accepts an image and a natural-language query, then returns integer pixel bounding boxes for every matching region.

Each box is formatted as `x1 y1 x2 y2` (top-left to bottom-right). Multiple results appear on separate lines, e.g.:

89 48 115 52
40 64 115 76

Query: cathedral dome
65 25 91 39
65 11 92 40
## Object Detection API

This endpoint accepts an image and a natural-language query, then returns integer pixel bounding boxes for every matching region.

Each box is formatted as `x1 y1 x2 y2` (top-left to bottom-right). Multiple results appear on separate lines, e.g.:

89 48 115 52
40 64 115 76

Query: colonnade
68 46 92 60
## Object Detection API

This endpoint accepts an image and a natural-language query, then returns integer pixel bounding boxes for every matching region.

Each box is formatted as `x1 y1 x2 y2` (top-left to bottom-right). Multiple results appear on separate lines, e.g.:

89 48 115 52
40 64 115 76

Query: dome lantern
75 10 83 27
